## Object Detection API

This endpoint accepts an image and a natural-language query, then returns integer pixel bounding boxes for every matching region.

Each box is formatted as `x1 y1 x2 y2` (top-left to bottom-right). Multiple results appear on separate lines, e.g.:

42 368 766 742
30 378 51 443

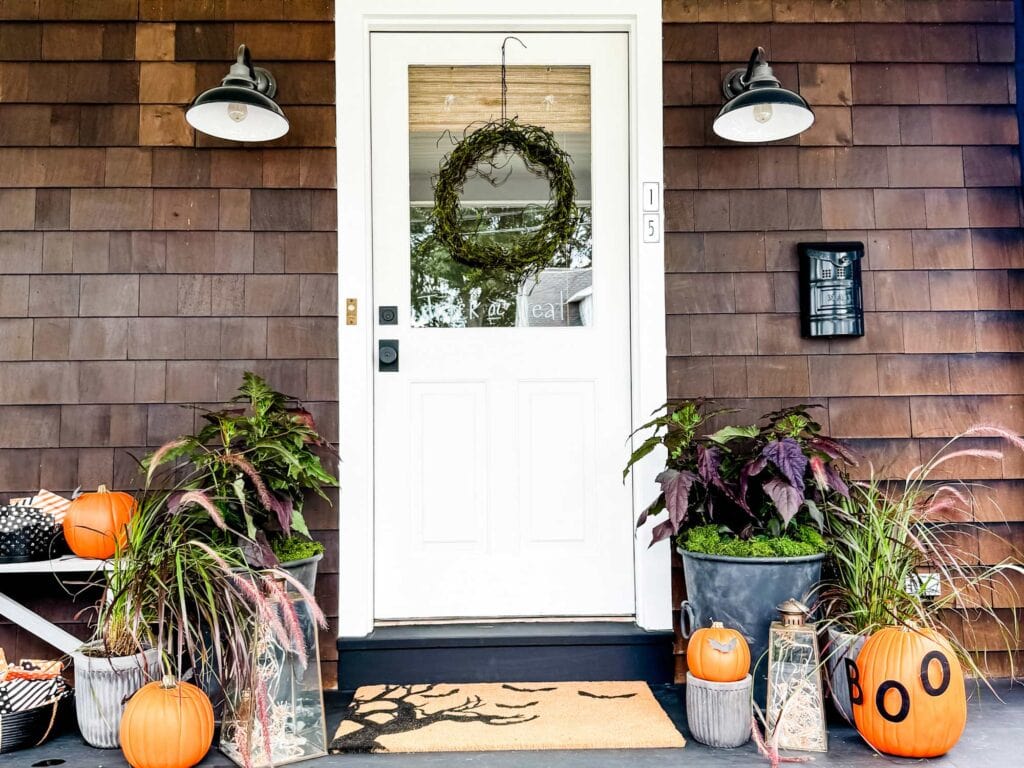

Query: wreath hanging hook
500 36 527 122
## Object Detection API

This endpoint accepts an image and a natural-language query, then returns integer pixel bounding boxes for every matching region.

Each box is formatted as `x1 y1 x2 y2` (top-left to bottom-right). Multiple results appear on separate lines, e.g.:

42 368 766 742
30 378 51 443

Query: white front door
370 31 634 620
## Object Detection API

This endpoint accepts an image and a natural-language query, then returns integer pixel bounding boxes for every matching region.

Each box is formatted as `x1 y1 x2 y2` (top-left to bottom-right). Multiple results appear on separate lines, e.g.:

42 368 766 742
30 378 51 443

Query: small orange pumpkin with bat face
686 621 750 683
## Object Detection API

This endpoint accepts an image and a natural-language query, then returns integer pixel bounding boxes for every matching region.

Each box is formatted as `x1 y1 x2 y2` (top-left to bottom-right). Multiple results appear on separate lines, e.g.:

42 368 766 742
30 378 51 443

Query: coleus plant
624 400 856 546
144 372 338 567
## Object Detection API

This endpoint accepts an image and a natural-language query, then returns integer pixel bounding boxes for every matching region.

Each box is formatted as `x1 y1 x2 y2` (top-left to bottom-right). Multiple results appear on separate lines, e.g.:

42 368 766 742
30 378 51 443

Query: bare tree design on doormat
330 684 540 753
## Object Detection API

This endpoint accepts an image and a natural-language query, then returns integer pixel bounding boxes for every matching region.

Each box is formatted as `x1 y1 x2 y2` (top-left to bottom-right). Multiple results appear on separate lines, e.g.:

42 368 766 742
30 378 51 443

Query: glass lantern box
220 593 328 767
765 598 828 753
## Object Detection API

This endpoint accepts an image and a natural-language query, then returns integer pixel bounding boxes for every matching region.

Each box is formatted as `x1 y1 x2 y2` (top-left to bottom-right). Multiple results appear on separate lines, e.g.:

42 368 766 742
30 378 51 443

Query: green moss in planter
271 535 325 563
680 524 826 558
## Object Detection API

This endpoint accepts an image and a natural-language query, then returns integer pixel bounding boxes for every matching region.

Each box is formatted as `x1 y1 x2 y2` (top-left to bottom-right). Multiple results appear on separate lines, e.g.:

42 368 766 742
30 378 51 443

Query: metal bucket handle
680 600 696 639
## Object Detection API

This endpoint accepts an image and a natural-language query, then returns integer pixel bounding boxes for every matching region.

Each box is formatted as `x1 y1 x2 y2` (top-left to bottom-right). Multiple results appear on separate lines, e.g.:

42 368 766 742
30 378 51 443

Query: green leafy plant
820 426 1024 680
682 523 826 558
144 372 338 567
625 401 856 549
271 534 325 563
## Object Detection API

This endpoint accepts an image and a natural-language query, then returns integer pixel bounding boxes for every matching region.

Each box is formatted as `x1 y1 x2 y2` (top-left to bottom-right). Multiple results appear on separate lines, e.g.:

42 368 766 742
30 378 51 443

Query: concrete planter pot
71 643 161 748
685 673 752 748
678 548 825 705
824 627 866 723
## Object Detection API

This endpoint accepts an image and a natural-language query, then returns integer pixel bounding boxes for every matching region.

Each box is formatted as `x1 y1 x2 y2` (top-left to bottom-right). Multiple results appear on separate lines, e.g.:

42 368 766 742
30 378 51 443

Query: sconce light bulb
227 102 248 122
753 102 773 124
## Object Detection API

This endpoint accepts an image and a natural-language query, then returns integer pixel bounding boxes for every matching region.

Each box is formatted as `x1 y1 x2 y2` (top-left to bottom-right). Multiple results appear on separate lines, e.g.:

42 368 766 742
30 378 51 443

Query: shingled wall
0 0 339 685
0 0 1020 687
663 0 1023 678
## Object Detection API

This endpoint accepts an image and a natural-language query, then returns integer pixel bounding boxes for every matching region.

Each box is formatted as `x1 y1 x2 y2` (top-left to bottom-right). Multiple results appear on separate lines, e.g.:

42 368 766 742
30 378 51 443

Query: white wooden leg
0 590 83 655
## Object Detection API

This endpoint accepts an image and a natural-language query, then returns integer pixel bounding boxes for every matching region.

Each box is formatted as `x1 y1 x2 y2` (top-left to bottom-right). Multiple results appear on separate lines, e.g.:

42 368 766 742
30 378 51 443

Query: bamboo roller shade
408 66 591 134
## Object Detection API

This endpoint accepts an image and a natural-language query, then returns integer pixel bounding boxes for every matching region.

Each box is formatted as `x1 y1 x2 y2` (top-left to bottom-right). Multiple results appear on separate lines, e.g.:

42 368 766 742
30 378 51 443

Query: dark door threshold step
337 621 674 692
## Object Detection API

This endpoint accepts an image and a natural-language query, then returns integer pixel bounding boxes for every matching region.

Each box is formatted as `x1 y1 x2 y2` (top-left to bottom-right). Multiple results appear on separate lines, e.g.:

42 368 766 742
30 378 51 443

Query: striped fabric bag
0 659 72 754
0 660 69 715
8 490 71 525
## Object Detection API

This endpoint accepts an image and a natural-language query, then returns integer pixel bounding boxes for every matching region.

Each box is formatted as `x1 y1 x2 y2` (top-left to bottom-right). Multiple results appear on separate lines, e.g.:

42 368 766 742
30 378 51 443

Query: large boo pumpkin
686 621 750 683
848 625 966 758
120 675 214 768
63 484 136 559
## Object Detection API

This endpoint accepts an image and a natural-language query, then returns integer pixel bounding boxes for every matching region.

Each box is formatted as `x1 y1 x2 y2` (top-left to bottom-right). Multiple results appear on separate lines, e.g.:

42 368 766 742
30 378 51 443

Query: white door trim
336 0 669 637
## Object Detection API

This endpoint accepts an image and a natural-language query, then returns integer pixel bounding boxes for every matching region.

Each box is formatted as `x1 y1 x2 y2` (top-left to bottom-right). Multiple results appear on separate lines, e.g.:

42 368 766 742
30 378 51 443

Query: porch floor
23 681 1023 767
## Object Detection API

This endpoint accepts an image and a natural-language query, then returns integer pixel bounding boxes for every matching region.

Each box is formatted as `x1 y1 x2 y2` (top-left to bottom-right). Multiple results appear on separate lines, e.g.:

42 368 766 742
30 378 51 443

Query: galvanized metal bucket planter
279 552 322 593
71 643 161 748
824 626 866 723
685 672 752 748
678 548 825 705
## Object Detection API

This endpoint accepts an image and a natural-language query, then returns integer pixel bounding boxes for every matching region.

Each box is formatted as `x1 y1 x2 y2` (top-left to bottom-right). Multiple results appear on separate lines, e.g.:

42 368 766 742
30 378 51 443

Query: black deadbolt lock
379 305 398 325
379 340 399 372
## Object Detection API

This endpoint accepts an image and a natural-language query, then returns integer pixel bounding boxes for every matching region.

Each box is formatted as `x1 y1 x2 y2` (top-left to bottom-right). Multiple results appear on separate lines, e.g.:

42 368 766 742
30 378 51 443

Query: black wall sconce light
713 47 814 143
185 44 289 142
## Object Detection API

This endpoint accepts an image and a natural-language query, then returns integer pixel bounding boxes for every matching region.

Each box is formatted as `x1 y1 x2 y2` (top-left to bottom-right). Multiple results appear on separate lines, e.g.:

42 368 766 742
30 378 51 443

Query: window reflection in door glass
408 65 593 328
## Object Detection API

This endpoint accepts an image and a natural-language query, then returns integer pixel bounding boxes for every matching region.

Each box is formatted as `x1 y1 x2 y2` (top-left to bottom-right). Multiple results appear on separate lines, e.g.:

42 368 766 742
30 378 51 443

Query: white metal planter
685 673 752 749
824 627 866 724
71 643 161 748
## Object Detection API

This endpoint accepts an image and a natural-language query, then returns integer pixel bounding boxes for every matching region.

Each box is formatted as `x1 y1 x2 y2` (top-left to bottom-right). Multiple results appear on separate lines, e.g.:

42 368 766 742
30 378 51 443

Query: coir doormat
330 681 686 754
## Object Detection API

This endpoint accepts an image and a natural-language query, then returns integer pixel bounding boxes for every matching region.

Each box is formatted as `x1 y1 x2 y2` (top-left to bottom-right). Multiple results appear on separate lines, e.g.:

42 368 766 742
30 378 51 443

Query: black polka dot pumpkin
0 506 60 563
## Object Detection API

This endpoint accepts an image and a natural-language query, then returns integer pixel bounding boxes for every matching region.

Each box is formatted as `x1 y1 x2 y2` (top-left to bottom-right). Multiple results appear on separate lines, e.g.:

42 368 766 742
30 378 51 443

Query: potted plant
71 604 162 749
820 426 1024 723
144 372 338 591
83 477 325 765
625 401 855 700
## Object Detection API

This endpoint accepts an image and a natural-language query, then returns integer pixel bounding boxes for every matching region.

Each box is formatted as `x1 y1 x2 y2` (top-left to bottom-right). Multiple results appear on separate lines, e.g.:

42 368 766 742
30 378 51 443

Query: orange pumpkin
63 485 136 559
120 675 214 768
848 625 966 758
686 621 750 682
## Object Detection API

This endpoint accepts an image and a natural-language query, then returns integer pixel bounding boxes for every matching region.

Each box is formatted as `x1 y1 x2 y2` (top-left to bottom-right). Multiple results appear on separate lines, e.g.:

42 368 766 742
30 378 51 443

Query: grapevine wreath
428 118 580 280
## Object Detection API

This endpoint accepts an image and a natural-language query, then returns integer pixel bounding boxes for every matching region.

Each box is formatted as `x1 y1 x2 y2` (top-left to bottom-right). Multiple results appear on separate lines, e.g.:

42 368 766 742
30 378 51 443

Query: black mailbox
799 242 864 338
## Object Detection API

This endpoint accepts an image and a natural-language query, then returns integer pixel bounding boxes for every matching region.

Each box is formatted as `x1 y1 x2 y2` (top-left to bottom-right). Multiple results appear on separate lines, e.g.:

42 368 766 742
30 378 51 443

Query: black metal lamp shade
185 44 289 142
713 47 814 143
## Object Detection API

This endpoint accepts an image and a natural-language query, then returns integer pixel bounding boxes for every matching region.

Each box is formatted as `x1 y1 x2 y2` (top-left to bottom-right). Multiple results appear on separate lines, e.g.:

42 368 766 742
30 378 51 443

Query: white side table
0 556 110 654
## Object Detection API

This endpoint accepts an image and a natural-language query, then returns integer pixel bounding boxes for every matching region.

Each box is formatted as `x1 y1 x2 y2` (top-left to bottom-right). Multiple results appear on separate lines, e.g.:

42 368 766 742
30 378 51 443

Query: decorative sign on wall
798 242 865 339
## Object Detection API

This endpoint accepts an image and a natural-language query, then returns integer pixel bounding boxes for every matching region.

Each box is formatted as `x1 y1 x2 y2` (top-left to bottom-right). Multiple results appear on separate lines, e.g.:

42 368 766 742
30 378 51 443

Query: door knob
379 340 399 372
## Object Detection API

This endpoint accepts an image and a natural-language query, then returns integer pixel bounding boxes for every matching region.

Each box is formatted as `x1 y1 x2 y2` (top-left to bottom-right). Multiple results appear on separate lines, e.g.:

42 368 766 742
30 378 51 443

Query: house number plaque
642 181 660 244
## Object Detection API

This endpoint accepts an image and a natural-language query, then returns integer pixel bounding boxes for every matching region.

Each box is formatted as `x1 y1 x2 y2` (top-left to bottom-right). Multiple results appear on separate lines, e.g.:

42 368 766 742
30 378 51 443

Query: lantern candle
765 598 828 753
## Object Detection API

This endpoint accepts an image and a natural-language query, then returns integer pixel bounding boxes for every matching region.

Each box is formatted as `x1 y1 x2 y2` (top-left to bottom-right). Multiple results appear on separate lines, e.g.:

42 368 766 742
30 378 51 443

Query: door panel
371 32 633 619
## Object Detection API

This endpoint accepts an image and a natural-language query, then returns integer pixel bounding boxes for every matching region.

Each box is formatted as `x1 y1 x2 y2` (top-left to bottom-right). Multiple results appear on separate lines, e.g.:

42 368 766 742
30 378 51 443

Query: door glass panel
409 65 592 328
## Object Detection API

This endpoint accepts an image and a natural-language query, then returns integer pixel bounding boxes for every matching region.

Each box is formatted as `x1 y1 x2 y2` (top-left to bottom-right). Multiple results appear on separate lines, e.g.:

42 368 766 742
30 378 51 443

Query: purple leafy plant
625 402 856 546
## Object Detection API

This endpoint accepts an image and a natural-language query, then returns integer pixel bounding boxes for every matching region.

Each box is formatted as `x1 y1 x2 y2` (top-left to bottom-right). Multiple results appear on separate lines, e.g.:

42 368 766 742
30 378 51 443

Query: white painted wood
0 591 84 654
0 557 107 652
0 556 110 574
371 32 633 620
336 0 669 635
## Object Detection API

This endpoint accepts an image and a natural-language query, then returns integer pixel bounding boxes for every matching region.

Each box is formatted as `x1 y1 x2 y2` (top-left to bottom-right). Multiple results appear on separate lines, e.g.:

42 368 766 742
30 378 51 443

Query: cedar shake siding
0 1 338 685
0 0 1020 689
663 0 1022 679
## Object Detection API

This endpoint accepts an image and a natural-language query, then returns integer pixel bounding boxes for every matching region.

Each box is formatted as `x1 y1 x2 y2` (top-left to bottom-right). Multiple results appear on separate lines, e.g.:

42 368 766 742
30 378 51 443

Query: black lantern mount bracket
722 47 782 100
221 44 278 99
